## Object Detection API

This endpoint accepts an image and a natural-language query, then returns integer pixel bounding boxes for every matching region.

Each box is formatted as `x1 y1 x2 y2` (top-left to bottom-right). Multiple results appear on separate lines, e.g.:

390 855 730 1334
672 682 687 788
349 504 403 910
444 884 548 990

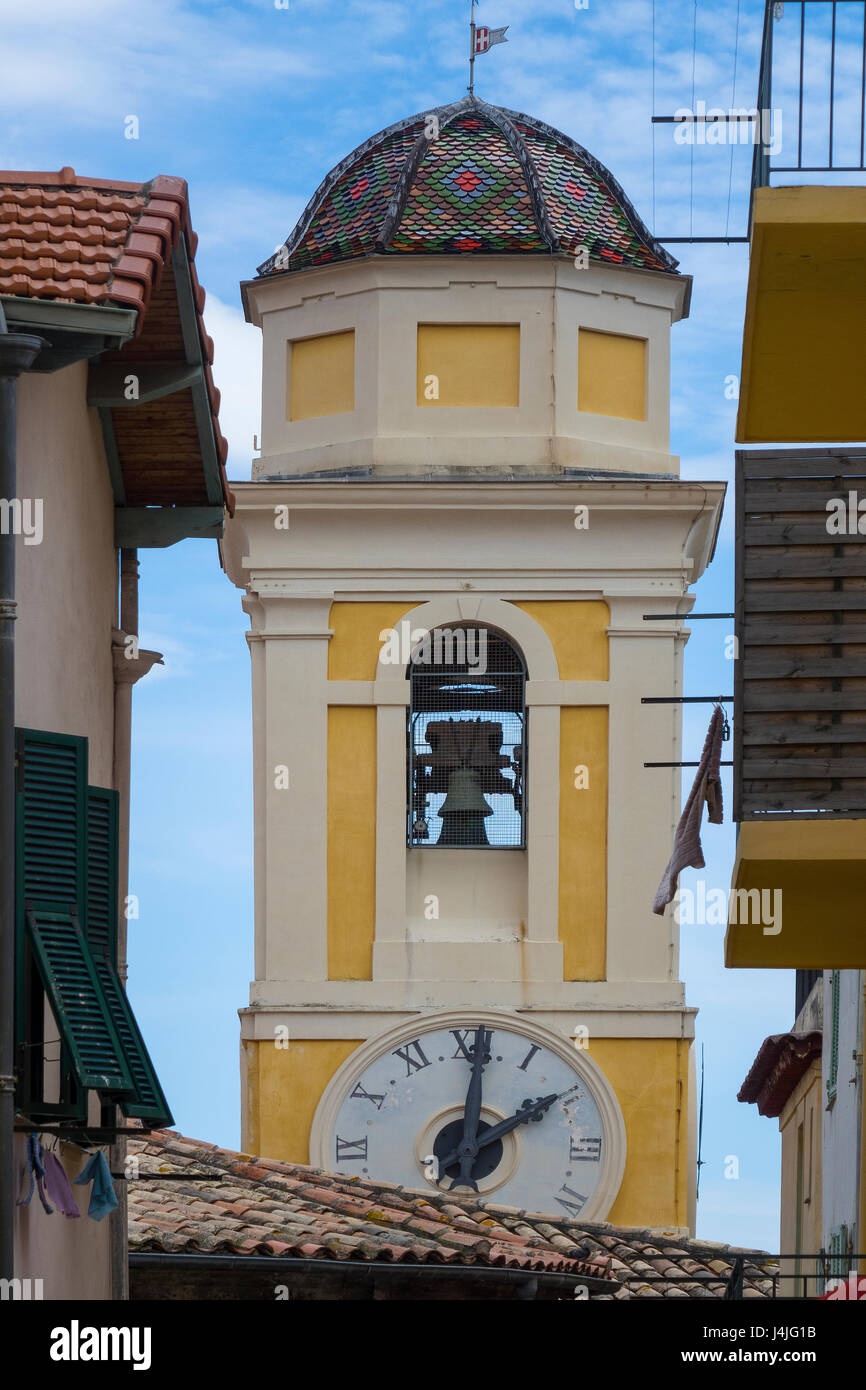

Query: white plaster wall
12 1135 113 1299
247 256 685 478
406 848 527 941
12 361 115 1294
822 969 863 1252
15 362 116 787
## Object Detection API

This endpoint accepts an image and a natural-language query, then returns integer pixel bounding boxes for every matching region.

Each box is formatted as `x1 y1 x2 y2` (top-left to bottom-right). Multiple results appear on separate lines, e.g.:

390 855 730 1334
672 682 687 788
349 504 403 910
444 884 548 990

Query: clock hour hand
453 1026 490 1190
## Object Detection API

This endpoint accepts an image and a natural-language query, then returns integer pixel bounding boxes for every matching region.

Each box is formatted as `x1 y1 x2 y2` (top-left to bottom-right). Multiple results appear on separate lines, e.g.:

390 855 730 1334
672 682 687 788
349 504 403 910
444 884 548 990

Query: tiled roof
0 167 230 510
259 96 676 278
739 1032 823 1119
128 1130 777 1298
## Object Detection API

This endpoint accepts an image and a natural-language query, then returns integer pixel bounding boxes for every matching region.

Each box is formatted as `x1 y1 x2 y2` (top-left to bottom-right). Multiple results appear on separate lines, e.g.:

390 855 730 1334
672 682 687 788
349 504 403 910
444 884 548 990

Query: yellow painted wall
328 601 416 680
516 602 610 980
417 324 520 407
242 1034 690 1227
328 707 377 979
559 706 608 979
243 1038 363 1162
288 329 355 421
514 600 610 680
592 1037 692 1229
578 328 647 422
779 1065 822 1293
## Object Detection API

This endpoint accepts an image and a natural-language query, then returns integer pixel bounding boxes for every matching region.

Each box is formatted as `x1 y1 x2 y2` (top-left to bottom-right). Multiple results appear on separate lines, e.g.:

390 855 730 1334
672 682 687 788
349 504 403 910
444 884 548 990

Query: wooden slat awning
735 449 866 819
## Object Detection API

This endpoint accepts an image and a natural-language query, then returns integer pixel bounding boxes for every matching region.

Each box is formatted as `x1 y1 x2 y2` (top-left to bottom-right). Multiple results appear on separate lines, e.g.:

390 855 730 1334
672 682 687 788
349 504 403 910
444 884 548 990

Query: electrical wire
725 0 743 237
652 0 656 228
690 0 698 237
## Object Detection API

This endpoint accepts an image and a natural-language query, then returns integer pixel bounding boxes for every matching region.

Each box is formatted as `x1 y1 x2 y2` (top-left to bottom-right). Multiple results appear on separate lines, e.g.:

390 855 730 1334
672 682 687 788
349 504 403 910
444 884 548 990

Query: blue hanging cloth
17 1134 54 1214
72 1150 118 1221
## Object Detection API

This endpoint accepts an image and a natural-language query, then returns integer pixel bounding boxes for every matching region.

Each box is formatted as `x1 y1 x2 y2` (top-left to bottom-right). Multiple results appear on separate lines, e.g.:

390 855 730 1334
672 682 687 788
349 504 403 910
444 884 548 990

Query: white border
309 1007 626 1221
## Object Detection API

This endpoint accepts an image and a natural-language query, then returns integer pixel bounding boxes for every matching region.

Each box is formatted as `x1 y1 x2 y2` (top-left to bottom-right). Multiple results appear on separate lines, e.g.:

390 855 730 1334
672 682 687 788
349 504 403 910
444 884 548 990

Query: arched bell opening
406 624 526 850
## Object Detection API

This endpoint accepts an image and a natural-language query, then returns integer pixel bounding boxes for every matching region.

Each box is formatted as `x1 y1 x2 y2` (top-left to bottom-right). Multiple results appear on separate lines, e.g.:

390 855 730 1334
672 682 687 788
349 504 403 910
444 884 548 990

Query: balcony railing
754 0 866 190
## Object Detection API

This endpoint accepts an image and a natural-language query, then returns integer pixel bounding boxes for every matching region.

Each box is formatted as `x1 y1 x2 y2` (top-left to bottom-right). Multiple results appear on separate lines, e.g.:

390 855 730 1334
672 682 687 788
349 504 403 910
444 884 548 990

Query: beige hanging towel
652 704 724 915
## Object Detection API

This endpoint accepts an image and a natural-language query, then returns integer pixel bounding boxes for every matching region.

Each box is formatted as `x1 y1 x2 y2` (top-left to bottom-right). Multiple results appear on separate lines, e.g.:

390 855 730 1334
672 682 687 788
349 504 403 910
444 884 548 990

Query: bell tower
223 96 723 1231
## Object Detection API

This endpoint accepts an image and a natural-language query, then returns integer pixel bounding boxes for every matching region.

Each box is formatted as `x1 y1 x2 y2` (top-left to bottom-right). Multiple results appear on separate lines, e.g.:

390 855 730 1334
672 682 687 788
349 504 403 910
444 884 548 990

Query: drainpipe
859 974 866 1278
0 328 42 1282
109 550 161 1300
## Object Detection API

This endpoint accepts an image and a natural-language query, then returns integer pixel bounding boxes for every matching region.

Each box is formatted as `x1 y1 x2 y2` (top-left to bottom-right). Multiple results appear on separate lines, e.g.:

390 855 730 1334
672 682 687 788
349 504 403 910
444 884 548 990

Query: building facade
730 0 866 1294
224 97 724 1230
1 168 229 1299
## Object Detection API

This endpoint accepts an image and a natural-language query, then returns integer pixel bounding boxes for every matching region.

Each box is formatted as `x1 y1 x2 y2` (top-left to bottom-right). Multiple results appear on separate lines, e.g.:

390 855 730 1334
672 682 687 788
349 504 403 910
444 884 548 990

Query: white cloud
202 294 262 480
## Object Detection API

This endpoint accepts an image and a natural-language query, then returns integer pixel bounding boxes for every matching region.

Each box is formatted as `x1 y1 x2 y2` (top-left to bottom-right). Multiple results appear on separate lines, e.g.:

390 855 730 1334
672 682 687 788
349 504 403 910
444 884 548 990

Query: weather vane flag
469 1 508 94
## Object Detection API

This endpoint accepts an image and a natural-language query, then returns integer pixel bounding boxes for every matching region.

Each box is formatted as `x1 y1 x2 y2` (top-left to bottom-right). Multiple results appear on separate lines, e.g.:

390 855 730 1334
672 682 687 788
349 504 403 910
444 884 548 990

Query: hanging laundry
72 1150 118 1221
652 704 724 914
41 1151 81 1219
17 1134 54 1214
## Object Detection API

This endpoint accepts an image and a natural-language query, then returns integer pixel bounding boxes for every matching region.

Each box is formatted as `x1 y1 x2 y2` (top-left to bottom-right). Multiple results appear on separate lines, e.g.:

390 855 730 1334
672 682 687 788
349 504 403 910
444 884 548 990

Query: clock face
324 1021 608 1218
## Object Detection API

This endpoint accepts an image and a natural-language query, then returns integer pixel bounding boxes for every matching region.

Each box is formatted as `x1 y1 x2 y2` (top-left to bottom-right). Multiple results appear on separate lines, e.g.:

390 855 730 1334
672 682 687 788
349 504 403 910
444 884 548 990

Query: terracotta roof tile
0 167 231 513
127 1131 775 1297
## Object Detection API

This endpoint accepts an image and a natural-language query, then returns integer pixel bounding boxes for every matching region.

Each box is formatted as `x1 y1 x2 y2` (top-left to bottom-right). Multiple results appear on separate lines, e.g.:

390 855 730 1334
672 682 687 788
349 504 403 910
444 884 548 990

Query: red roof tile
0 167 231 512
739 1031 822 1118
127 1130 777 1298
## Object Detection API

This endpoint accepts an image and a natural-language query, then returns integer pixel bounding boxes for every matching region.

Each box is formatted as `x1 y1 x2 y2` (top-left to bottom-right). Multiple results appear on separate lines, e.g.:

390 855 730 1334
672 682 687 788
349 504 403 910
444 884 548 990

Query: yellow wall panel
417 324 520 407
288 329 355 421
592 1038 691 1229
559 706 608 979
328 601 418 680
578 329 646 421
514 600 609 680
244 1038 363 1163
243 1036 691 1228
328 707 377 979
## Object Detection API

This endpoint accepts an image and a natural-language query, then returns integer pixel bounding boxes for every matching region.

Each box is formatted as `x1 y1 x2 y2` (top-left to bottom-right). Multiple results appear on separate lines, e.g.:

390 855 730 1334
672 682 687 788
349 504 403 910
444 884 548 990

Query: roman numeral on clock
392 1039 432 1076
555 1183 588 1218
450 1028 492 1062
569 1136 602 1161
335 1136 368 1162
517 1044 541 1071
351 1082 385 1109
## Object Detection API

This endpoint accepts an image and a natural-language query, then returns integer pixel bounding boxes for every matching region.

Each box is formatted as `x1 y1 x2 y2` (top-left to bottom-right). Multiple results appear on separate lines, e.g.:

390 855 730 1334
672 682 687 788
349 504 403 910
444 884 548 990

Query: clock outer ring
309 1007 627 1221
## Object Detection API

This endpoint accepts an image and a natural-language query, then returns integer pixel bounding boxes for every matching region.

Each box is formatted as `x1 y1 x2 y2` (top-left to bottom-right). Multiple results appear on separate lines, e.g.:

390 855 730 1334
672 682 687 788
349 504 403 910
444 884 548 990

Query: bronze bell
437 769 493 846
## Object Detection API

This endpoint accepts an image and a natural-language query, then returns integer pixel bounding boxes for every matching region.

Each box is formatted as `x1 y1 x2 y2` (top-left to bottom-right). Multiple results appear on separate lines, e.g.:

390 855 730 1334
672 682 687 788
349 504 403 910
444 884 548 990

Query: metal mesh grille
408 626 525 848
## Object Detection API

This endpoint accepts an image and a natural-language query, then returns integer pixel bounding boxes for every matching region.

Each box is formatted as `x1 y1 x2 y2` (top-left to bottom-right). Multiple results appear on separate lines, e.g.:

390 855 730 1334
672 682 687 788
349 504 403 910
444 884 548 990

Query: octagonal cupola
242 95 690 480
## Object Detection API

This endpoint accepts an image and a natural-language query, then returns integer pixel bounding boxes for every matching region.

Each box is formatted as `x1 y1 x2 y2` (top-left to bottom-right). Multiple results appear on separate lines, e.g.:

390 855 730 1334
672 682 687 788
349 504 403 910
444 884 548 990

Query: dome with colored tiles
260 95 676 278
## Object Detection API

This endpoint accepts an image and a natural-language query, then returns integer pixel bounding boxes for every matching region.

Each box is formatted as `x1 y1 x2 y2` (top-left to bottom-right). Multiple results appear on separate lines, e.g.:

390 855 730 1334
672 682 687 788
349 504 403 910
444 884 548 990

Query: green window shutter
86 787 118 959
16 728 87 918
16 730 134 1097
86 787 174 1127
24 908 134 1093
828 970 840 1099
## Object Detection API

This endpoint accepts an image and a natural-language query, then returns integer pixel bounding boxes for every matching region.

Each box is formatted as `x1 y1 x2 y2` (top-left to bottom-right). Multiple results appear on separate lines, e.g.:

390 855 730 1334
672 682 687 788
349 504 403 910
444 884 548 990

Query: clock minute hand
455 1026 489 1190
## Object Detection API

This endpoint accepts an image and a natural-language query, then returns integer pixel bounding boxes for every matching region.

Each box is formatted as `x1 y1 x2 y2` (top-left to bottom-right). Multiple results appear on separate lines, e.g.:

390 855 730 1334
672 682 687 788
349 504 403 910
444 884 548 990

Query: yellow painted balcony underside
726 819 866 967
738 186 866 443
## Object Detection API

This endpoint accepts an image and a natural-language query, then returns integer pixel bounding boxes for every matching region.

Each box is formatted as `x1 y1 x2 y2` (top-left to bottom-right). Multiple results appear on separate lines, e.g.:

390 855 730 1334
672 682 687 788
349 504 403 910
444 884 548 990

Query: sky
4 0 855 1251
